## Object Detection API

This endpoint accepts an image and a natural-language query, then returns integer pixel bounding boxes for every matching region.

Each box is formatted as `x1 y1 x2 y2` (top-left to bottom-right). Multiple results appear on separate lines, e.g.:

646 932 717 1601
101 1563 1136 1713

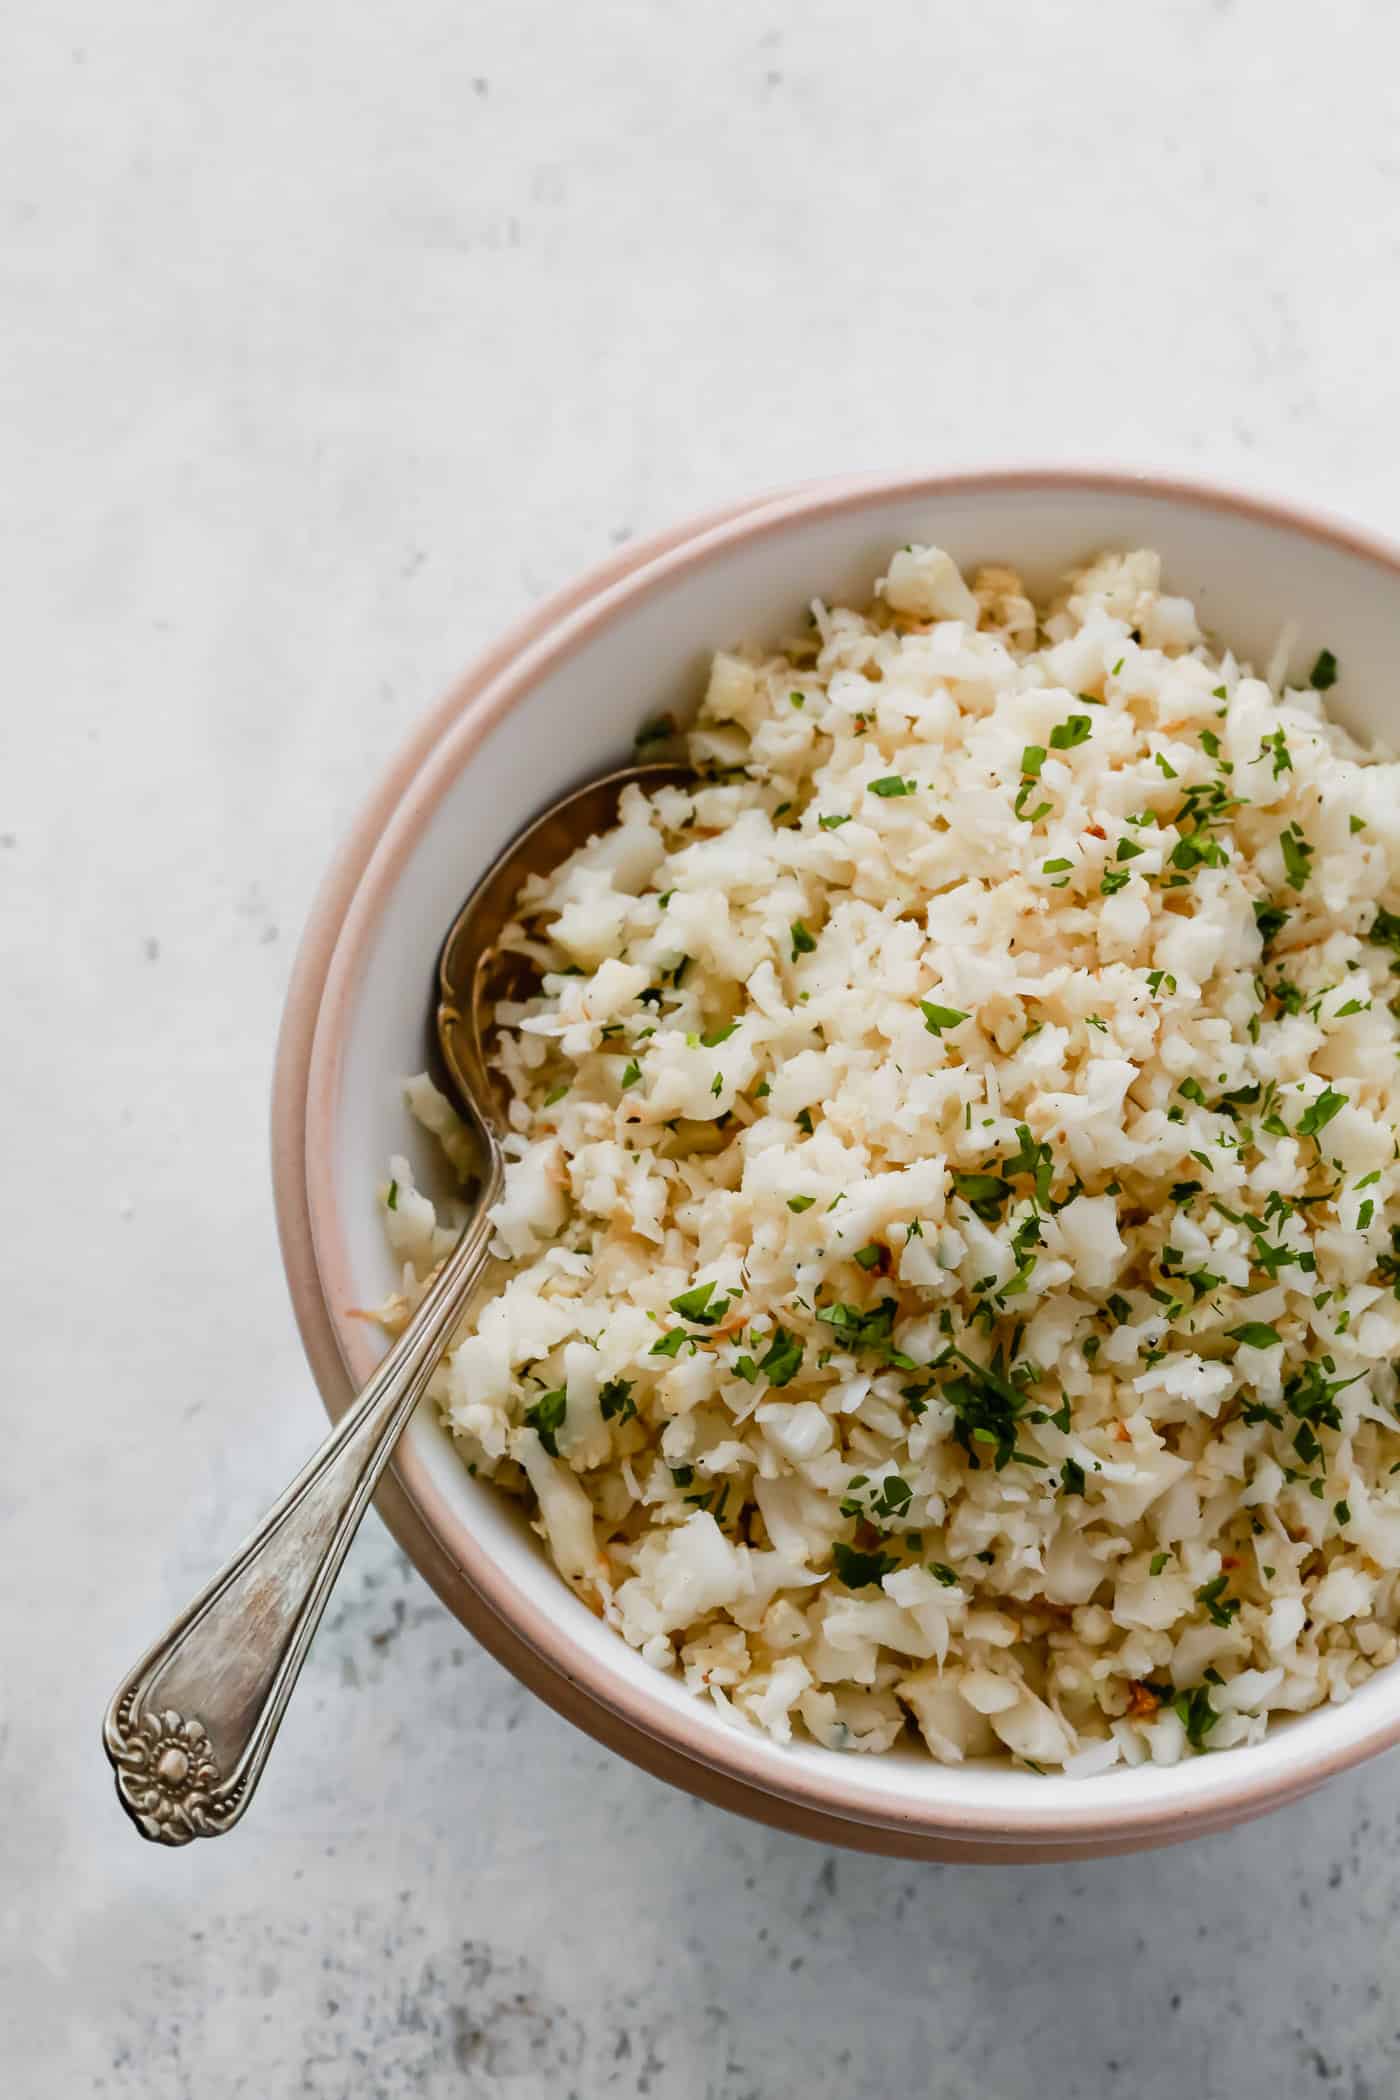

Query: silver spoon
103 758 691 1844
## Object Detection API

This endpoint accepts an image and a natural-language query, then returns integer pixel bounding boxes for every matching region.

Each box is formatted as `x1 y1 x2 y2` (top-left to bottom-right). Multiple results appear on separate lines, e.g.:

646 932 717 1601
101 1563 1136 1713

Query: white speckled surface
11 1 1400 2091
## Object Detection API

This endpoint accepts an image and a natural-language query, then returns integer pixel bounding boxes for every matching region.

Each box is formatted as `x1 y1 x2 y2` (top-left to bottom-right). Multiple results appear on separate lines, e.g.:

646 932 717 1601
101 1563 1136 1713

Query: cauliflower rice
380 544 1400 1773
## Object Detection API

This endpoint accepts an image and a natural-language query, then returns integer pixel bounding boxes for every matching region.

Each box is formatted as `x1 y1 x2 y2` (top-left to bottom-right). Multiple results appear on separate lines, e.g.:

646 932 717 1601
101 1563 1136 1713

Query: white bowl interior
326 477 1400 1832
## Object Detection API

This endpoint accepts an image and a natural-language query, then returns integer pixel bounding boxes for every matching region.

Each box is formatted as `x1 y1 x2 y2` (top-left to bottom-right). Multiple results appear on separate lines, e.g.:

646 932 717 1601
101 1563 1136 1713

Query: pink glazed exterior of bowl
274 469 1400 1860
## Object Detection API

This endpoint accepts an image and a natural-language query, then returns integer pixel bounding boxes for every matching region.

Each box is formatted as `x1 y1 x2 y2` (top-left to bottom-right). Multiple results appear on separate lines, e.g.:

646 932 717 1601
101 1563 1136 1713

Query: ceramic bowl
274 468 1400 1858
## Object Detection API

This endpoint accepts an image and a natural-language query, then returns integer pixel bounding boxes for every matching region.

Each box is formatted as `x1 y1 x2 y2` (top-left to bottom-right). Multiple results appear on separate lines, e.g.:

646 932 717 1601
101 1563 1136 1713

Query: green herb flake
1149 1550 1169 1577
620 1059 642 1091
1175 1684 1220 1752
599 1377 637 1423
1229 1321 1282 1349
920 999 970 1035
649 1328 693 1359
870 775 915 798
1195 1575 1240 1628
385 1178 399 1212
1279 824 1313 891
524 1387 567 1456
787 1194 815 1214
831 1541 898 1590
634 713 676 748
818 812 851 830
671 1280 724 1324
758 1326 804 1387
1297 1087 1347 1138
1311 648 1339 691
1154 751 1179 780
1049 715 1092 751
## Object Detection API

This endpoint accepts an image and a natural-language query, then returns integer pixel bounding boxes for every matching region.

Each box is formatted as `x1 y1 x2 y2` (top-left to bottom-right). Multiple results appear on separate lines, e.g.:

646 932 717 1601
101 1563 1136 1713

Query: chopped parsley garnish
1146 970 1176 996
1021 744 1046 779
831 1541 899 1590
599 1377 637 1422
929 1562 959 1587
1061 1457 1087 1497
789 920 817 958
853 1243 883 1270
940 1346 1041 1472
1229 1322 1281 1349
1296 1086 1347 1138
543 1082 570 1106
757 1326 804 1387
1101 868 1132 894
1169 831 1229 872
385 1178 399 1211
1149 1551 1169 1577
1258 727 1293 779
1154 751 1179 780
818 811 851 830
871 1474 913 1519
796 1107 814 1135
787 1194 815 1213
634 713 676 748
870 775 915 798
1195 1575 1240 1628
649 1329 695 1359
670 1280 726 1325
620 1059 642 1090
1253 898 1289 951
920 999 970 1035
951 1171 1012 1221
1175 1684 1220 1751
700 1022 739 1047
1049 714 1092 751
523 1387 567 1455
816 1298 898 1351
1279 824 1313 890
1310 648 1339 691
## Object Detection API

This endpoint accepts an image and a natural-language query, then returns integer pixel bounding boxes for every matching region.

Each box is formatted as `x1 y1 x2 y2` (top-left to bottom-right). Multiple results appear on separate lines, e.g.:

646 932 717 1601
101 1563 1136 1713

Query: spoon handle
102 1185 499 1845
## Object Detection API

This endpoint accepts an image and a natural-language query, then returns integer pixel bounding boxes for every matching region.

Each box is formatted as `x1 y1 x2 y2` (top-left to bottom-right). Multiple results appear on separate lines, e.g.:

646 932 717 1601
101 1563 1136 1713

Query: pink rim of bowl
276 468 1400 1859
